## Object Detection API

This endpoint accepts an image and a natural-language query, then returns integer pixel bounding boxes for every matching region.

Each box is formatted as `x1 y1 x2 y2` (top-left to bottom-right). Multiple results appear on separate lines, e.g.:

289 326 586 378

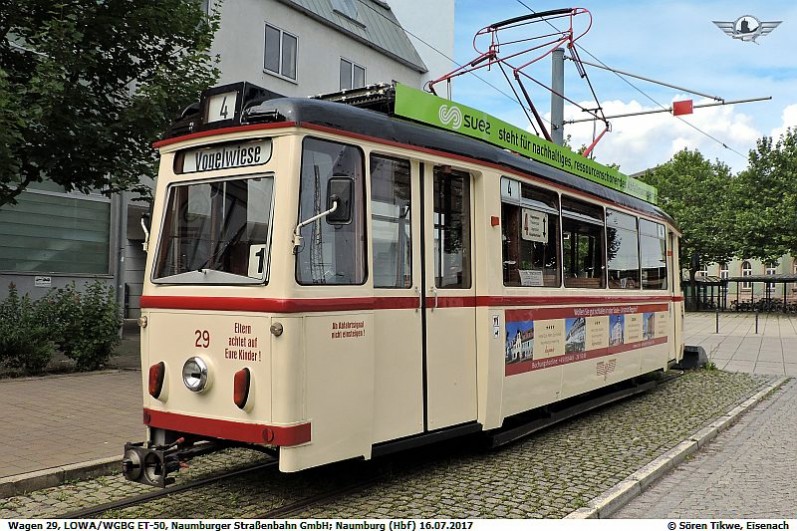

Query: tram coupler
122 438 233 487
122 441 182 487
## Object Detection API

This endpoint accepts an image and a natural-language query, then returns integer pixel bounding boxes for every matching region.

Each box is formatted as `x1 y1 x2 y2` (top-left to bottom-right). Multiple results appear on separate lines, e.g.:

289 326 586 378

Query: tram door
422 165 477 431
370 159 476 442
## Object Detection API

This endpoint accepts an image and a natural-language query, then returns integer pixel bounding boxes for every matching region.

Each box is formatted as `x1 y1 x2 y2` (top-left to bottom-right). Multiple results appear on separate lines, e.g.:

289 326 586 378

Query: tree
727 128 797 263
0 0 220 207
639 149 736 271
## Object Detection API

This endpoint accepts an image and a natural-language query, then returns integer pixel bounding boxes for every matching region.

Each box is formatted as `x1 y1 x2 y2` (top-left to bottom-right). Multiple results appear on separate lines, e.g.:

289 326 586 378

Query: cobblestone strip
565 376 789 519
0 370 779 519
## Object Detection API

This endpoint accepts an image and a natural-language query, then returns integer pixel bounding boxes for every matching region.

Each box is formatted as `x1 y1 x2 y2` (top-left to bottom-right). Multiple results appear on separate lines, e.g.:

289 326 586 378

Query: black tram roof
168 84 675 227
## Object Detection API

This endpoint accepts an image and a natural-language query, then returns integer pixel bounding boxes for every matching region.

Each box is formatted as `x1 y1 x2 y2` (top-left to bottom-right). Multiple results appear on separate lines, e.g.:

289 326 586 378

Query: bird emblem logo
713 15 781 43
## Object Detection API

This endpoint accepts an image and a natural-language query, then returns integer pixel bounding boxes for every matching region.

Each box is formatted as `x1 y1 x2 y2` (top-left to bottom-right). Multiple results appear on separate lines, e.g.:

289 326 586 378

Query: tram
123 81 684 487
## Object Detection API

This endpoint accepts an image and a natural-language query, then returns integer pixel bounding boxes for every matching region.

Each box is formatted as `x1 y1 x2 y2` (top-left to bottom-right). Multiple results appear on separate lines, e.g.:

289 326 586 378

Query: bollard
715 309 719 334
755 311 759 334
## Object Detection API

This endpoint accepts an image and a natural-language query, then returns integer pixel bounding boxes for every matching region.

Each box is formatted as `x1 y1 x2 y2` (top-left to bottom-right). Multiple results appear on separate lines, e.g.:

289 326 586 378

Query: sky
448 0 797 175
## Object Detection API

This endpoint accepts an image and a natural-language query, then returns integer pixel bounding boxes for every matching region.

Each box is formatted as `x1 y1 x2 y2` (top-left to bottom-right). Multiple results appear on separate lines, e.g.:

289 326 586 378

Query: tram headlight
182 357 209 392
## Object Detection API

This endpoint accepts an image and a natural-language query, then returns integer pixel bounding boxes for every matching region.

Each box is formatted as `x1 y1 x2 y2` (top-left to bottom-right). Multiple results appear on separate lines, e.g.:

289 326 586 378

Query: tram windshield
153 175 274 283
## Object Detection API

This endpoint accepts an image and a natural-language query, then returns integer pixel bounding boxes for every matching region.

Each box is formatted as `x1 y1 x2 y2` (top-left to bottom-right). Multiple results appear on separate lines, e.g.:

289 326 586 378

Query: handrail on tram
292 200 338 252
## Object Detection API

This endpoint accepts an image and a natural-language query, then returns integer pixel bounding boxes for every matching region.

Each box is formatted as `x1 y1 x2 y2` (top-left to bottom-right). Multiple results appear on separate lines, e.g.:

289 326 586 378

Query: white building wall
210 0 428 96
389 0 456 86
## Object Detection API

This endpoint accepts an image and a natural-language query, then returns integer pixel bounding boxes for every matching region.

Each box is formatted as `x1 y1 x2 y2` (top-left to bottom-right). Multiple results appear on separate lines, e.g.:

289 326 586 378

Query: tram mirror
326 176 353 224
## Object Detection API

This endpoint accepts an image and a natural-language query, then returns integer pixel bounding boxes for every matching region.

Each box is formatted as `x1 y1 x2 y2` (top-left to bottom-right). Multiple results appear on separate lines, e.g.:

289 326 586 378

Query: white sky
450 0 797 174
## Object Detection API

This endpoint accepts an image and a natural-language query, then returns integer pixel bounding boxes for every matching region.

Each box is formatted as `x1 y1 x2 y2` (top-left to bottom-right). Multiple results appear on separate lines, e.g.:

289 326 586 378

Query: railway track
57 459 279 519
54 372 681 519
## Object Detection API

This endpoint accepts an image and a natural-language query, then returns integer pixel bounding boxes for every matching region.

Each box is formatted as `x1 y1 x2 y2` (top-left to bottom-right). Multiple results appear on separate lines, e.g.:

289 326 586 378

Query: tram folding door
423 165 477 431
370 159 477 443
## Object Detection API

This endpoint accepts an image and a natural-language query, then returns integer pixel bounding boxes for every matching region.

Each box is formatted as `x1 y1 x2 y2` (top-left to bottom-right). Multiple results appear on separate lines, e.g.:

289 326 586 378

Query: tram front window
153 176 274 283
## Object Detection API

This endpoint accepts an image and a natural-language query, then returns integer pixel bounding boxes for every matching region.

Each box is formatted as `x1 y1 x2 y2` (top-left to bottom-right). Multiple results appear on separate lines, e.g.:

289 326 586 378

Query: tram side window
562 197 605 288
606 209 640 289
640 219 668 290
296 138 366 285
370 155 412 288
434 166 471 289
501 181 560 287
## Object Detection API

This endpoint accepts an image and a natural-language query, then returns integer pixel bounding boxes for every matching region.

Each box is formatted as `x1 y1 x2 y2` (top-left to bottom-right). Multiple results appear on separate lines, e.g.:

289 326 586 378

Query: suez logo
438 104 491 134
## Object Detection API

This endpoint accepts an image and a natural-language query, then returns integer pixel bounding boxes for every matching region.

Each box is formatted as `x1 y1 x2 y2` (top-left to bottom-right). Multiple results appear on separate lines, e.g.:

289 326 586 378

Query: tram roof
241 96 676 226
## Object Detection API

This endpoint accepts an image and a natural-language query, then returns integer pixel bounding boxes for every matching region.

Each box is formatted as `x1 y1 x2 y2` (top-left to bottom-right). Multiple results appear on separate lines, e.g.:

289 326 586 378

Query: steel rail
57 459 278 519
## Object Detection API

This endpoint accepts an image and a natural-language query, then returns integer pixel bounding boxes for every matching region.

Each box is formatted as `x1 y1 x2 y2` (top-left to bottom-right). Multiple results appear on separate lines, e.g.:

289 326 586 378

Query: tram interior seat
564 277 602 288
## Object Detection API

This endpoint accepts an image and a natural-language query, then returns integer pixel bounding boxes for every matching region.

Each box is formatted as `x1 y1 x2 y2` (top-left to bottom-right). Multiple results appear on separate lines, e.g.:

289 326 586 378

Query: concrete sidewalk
0 323 143 495
0 371 143 493
0 312 793 500
684 312 797 375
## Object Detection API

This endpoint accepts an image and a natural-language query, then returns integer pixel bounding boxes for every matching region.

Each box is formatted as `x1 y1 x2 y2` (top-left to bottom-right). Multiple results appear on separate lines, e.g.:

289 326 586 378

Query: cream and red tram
123 82 684 487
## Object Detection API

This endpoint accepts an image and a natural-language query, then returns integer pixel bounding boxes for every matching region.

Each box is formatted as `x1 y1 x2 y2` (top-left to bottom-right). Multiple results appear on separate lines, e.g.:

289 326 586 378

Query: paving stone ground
3 369 772 519
613 377 797 518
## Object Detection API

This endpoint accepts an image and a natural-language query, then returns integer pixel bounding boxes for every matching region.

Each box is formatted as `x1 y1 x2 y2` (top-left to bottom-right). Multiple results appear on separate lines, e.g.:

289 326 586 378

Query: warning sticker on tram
521 208 547 242
180 139 272 173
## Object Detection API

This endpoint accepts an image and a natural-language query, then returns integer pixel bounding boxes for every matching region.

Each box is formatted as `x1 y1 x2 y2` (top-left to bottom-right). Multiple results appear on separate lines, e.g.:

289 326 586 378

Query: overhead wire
351 0 548 124
512 0 746 159
354 0 746 159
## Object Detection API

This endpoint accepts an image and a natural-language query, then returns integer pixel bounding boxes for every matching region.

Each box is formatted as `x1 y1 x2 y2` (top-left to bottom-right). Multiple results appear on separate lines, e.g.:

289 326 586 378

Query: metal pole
755 311 759 334
551 48 565 146
715 309 719 334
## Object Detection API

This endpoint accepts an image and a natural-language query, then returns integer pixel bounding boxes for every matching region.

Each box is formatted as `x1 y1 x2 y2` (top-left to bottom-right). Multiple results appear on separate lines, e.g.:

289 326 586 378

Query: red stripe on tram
144 408 311 446
141 294 683 313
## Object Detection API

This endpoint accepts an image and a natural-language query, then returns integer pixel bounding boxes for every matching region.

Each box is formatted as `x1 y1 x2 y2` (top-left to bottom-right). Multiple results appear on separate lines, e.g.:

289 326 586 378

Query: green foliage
727 128 797 262
46 282 122 371
0 284 54 375
639 149 735 270
0 281 122 374
0 0 221 207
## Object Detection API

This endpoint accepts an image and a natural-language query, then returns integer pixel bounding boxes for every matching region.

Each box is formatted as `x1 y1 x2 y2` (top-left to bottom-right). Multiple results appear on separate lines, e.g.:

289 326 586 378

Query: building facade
693 255 797 309
0 0 455 318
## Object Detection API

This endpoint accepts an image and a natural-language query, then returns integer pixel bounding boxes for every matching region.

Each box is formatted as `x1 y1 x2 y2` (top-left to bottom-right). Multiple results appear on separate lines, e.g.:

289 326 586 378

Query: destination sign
180 139 272 173
393 84 657 204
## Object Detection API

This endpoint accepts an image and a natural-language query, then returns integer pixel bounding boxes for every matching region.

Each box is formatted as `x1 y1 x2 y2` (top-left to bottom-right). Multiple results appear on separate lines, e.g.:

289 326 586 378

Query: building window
0 187 111 274
264 23 297 80
331 0 363 25
742 260 752 289
719 262 729 295
766 262 777 296
340 59 366 90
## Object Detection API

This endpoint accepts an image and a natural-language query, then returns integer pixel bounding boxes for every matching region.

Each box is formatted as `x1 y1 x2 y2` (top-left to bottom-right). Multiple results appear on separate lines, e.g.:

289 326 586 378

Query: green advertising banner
393 84 657 204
